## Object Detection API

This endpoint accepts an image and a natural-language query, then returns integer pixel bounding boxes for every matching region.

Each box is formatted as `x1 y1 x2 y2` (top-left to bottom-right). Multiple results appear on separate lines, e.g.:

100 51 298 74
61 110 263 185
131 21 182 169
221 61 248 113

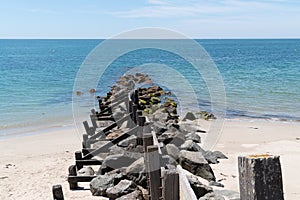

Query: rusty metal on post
238 154 284 200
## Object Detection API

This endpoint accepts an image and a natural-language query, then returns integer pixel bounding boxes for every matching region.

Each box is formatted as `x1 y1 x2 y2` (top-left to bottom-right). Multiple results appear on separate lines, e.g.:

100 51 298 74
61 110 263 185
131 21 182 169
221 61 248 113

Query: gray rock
214 190 240 200
186 132 201 143
199 192 225 200
165 144 180 160
77 167 95 176
179 150 215 181
118 135 137 147
106 180 136 199
125 157 147 188
182 112 197 121
137 185 149 200
115 189 144 200
99 153 137 175
162 155 177 166
187 174 213 198
209 181 224 188
204 151 228 164
90 173 123 196
180 140 205 153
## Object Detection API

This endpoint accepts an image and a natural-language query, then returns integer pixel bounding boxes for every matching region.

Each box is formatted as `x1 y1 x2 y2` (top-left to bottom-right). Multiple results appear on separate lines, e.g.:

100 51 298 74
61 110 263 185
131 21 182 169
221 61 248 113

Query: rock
106 180 136 199
182 112 197 121
203 151 228 164
214 190 240 200
162 155 177 166
187 174 213 198
77 167 95 176
115 189 144 200
198 111 216 120
199 192 225 200
90 172 123 196
137 185 149 200
165 144 180 160
185 132 201 143
125 157 147 188
209 181 224 188
180 140 205 153
179 150 215 181
118 135 137 147
99 153 137 175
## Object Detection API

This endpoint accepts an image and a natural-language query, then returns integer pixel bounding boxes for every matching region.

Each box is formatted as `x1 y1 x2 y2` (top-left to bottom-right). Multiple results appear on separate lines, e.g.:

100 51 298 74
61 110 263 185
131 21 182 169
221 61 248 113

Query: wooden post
238 154 284 200
147 145 162 200
82 134 90 149
75 151 83 170
132 104 138 125
162 169 179 200
52 184 64 200
137 116 145 146
90 114 97 129
68 165 78 189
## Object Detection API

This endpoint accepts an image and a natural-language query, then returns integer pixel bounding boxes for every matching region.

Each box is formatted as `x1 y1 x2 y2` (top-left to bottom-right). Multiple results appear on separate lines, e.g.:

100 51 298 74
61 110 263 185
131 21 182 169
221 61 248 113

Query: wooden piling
238 154 284 200
147 145 162 200
75 151 83 170
162 169 179 200
68 165 78 189
52 184 64 200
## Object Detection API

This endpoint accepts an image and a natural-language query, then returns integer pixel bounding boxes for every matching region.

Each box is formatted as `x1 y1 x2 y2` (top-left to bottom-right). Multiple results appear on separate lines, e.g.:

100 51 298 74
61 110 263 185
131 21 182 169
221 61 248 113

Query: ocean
0 39 299 137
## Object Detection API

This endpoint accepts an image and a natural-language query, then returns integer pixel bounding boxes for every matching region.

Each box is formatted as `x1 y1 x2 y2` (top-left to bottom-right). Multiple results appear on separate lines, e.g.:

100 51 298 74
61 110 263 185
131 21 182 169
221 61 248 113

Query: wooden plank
68 175 97 183
89 114 131 140
162 169 179 200
147 145 162 200
52 184 64 200
176 165 197 200
90 114 98 129
238 154 284 200
83 125 139 159
76 159 103 166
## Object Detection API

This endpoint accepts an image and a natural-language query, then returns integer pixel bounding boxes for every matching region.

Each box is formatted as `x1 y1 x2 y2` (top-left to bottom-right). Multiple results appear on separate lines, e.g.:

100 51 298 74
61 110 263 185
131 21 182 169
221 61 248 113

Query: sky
1 0 300 39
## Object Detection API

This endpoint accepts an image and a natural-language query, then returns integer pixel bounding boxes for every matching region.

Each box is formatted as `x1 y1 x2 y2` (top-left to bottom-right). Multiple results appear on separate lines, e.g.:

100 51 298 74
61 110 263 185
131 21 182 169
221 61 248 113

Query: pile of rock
81 73 231 199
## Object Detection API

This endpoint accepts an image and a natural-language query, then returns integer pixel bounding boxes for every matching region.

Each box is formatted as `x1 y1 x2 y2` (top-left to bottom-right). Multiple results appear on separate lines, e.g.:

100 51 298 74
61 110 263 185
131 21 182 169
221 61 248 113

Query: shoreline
0 119 299 199
1 116 300 140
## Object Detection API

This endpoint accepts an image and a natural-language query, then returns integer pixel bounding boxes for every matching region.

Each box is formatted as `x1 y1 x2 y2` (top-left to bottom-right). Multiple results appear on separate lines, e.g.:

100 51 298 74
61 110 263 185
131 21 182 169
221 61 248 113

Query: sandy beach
0 120 299 200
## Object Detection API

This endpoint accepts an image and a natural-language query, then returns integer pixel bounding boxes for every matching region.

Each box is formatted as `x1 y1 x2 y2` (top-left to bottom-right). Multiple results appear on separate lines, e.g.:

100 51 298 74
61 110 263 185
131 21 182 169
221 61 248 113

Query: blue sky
1 0 300 38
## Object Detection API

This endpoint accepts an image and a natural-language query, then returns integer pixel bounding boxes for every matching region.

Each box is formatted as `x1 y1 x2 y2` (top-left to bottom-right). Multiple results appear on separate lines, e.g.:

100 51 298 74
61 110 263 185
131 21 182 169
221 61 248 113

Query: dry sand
0 120 299 200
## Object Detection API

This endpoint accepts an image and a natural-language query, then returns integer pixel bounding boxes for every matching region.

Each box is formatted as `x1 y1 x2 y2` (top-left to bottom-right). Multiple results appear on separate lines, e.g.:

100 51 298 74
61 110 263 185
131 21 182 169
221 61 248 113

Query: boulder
199 192 225 200
182 112 197 121
162 155 177 166
118 135 137 147
125 157 147 188
203 151 228 164
99 153 137 175
90 172 123 196
187 174 213 198
115 189 144 200
106 180 136 199
185 132 201 143
179 150 215 181
209 181 224 188
165 144 180 160
180 140 205 153
77 167 95 176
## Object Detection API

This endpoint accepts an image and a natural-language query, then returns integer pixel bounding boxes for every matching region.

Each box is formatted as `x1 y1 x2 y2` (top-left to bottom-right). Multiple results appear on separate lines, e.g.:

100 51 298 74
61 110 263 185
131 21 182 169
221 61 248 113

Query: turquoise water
0 39 299 137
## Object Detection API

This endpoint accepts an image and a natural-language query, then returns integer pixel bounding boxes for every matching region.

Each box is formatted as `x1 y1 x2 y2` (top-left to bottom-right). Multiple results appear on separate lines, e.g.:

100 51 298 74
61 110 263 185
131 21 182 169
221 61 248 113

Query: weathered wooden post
162 169 179 200
75 151 83 170
52 184 64 200
238 154 284 200
147 145 162 200
68 165 78 189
